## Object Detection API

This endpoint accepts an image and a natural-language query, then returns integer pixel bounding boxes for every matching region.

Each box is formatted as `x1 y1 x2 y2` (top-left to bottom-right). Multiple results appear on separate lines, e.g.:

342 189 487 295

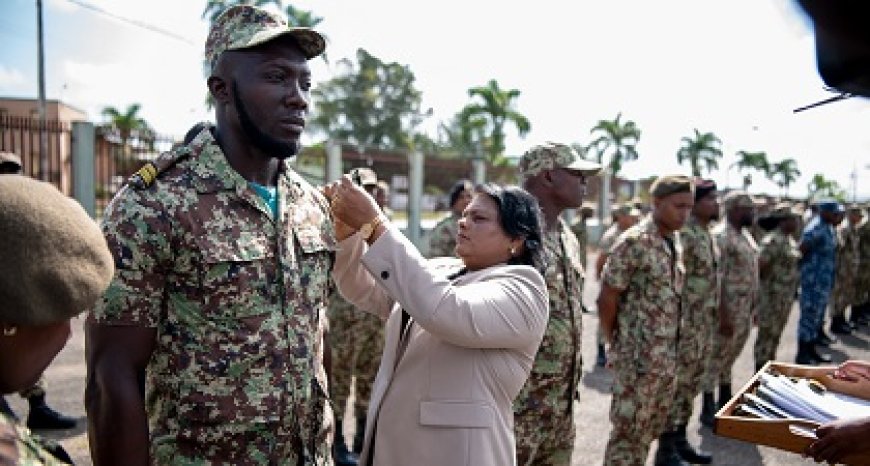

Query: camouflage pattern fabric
799 218 836 341
0 412 66 465
713 222 759 384
602 215 684 466
327 288 384 420
91 129 336 465
856 217 870 305
427 213 459 258
569 217 588 268
669 218 719 427
514 219 584 466
754 230 801 366
596 224 624 347
831 220 861 316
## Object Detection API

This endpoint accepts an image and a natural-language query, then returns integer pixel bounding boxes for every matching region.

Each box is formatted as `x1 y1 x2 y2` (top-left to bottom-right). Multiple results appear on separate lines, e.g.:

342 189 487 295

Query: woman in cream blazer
328 180 549 466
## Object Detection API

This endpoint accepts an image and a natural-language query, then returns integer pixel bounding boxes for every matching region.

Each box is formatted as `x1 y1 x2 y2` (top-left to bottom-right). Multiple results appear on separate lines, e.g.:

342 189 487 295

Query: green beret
650 175 694 198
0 176 114 326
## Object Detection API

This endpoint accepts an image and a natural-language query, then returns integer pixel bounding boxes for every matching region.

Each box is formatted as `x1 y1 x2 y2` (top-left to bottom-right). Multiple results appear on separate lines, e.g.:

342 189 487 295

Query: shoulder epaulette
127 146 191 189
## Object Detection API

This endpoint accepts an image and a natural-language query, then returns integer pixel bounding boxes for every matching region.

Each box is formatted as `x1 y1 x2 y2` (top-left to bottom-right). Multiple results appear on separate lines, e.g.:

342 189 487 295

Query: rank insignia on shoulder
129 162 158 189
126 148 190 190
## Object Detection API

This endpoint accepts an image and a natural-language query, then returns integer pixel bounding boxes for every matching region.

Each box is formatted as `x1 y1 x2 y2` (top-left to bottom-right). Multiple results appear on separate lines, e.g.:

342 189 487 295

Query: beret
0 176 114 325
722 191 755 209
650 175 694 198
769 202 800 219
694 178 717 201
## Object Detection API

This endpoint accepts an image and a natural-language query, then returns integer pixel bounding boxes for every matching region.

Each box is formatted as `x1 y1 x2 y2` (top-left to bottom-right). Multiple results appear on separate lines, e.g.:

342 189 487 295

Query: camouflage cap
769 202 800 218
650 175 694 198
0 176 114 326
205 5 326 70
349 167 378 187
614 203 642 217
722 191 755 209
0 151 21 168
517 142 601 181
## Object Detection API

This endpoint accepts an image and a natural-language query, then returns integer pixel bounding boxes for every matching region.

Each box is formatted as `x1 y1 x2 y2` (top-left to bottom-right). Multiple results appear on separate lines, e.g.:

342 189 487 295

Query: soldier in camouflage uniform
598 175 694 466
427 179 473 258
328 168 385 466
570 204 595 269
851 204 870 326
829 204 863 335
753 204 801 370
86 7 335 465
710 192 759 411
516 142 600 466
663 179 718 464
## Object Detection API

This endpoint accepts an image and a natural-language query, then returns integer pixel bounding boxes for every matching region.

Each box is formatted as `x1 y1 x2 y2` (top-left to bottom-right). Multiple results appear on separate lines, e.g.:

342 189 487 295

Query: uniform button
381 271 390 280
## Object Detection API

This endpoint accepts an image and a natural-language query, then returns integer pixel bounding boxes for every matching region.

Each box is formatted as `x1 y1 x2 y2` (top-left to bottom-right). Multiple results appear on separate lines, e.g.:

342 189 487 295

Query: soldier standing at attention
710 192 759 411
796 200 841 365
515 142 600 465
85 6 334 465
427 179 474 257
753 203 801 370
851 204 870 327
661 179 718 465
570 204 595 270
829 204 863 335
329 168 385 466
598 175 694 466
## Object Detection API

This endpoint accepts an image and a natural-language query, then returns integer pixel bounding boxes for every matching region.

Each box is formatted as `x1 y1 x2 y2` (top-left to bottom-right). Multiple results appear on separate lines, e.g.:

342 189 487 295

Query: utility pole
36 0 49 181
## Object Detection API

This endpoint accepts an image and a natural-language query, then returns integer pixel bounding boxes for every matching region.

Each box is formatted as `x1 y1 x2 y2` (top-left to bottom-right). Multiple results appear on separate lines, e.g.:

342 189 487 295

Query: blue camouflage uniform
798 216 836 342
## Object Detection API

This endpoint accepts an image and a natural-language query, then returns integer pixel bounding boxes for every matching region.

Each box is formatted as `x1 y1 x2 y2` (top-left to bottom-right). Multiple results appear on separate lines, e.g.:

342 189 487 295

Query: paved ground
8 251 870 465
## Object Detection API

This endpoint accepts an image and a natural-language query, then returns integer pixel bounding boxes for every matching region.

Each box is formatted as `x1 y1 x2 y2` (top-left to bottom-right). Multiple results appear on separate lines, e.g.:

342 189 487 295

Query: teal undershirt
249 182 278 218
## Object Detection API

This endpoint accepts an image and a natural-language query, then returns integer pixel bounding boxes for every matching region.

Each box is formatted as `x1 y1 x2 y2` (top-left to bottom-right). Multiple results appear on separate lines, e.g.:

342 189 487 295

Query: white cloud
0 65 26 90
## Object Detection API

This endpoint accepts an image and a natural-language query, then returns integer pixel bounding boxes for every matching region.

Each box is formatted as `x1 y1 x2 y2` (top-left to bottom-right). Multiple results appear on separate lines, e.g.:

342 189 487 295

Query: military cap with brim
205 5 326 70
350 167 378 187
650 175 694 198
769 202 800 218
816 199 844 213
518 142 601 180
722 191 755 209
0 152 22 169
0 176 114 326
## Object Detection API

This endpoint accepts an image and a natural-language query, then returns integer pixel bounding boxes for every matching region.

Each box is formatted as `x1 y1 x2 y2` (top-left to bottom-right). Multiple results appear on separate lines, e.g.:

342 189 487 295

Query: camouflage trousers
328 305 384 421
799 280 833 341
830 273 855 318
668 319 713 426
716 301 753 385
604 361 677 466
514 409 575 466
754 291 795 367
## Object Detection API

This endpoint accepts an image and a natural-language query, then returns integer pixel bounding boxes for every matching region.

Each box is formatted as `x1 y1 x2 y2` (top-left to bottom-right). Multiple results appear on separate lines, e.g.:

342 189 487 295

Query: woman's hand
324 175 382 230
805 417 870 463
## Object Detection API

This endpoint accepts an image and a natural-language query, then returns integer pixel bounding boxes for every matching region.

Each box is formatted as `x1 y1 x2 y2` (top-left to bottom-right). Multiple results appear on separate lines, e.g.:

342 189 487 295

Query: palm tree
807 173 846 201
732 150 769 190
589 113 641 176
676 129 722 177
101 103 151 149
589 113 641 222
459 79 531 163
769 158 801 195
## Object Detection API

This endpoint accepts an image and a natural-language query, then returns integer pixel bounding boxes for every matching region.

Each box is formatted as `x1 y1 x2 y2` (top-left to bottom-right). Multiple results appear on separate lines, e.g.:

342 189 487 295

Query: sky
1 0 869 200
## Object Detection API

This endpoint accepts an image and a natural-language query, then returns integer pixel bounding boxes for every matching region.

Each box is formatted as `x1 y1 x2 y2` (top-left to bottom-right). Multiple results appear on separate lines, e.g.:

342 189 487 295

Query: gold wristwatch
360 215 385 241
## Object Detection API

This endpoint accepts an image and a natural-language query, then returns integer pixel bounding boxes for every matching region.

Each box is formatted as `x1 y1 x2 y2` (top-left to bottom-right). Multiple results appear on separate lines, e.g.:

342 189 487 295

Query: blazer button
380 271 390 280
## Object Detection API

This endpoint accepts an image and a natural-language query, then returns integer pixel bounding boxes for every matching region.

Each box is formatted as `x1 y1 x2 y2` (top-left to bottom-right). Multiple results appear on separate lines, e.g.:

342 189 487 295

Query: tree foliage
458 79 530 163
676 129 722 177
768 158 801 195
807 173 846 201
310 48 424 151
100 103 153 147
589 112 641 176
732 150 769 190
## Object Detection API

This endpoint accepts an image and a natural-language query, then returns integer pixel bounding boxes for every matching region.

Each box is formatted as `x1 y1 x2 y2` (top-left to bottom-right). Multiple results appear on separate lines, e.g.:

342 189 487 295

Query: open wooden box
714 361 870 465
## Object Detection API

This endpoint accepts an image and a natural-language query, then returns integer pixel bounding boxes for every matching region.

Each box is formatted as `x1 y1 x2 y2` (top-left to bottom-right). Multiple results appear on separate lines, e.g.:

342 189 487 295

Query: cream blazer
333 227 548 466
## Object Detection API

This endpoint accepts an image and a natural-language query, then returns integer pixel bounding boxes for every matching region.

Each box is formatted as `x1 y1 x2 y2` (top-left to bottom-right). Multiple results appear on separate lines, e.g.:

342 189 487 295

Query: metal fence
0 115 71 192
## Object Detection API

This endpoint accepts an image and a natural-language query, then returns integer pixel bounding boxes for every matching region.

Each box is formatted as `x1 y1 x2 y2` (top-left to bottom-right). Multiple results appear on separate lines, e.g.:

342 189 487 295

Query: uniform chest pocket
198 231 277 319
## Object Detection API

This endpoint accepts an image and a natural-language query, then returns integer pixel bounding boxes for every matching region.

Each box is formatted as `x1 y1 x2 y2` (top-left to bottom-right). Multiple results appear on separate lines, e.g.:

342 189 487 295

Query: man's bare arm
597 283 622 345
85 320 156 466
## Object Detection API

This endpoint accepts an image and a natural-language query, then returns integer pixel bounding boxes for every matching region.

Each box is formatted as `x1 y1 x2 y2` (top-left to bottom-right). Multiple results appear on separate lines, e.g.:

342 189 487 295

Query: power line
66 0 196 46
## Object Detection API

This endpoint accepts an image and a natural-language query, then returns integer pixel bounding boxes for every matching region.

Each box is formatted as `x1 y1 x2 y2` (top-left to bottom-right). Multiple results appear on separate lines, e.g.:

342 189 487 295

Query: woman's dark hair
474 183 547 274
448 179 474 209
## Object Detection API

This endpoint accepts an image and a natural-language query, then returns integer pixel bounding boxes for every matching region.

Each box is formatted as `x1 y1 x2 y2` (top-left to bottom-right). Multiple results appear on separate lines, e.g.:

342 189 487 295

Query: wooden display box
714 361 870 465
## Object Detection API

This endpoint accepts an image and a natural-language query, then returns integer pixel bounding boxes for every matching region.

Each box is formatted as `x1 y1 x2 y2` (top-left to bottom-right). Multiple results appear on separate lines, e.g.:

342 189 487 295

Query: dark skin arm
595 252 609 280
85 320 156 466
597 283 622 345
805 417 870 463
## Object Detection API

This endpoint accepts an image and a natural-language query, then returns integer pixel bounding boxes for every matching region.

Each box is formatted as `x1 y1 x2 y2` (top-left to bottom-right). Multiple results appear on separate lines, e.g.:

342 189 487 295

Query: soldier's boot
674 424 712 464
854 303 870 326
815 325 837 347
717 384 732 410
699 392 716 428
654 431 690 466
809 342 832 363
596 344 607 367
333 419 359 466
25 393 76 430
831 315 853 335
796 340 822 365
352 414 366 454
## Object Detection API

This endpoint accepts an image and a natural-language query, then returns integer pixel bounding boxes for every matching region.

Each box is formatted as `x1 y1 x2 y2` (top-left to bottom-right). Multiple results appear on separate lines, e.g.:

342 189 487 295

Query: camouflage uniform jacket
759 230 801 300
679 218 720 330
514 218 585 417
570 217 588 267
0 413 66 465
714 222 760 319
598 224 621 254
427 213 459 258
856 218 870 303
603 215 684 374
92 129 336 461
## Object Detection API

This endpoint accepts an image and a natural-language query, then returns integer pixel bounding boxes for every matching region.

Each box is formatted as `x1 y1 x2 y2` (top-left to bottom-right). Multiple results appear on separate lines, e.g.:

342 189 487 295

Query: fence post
72 121 96 217
407 149 424 247
325 139 342 182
